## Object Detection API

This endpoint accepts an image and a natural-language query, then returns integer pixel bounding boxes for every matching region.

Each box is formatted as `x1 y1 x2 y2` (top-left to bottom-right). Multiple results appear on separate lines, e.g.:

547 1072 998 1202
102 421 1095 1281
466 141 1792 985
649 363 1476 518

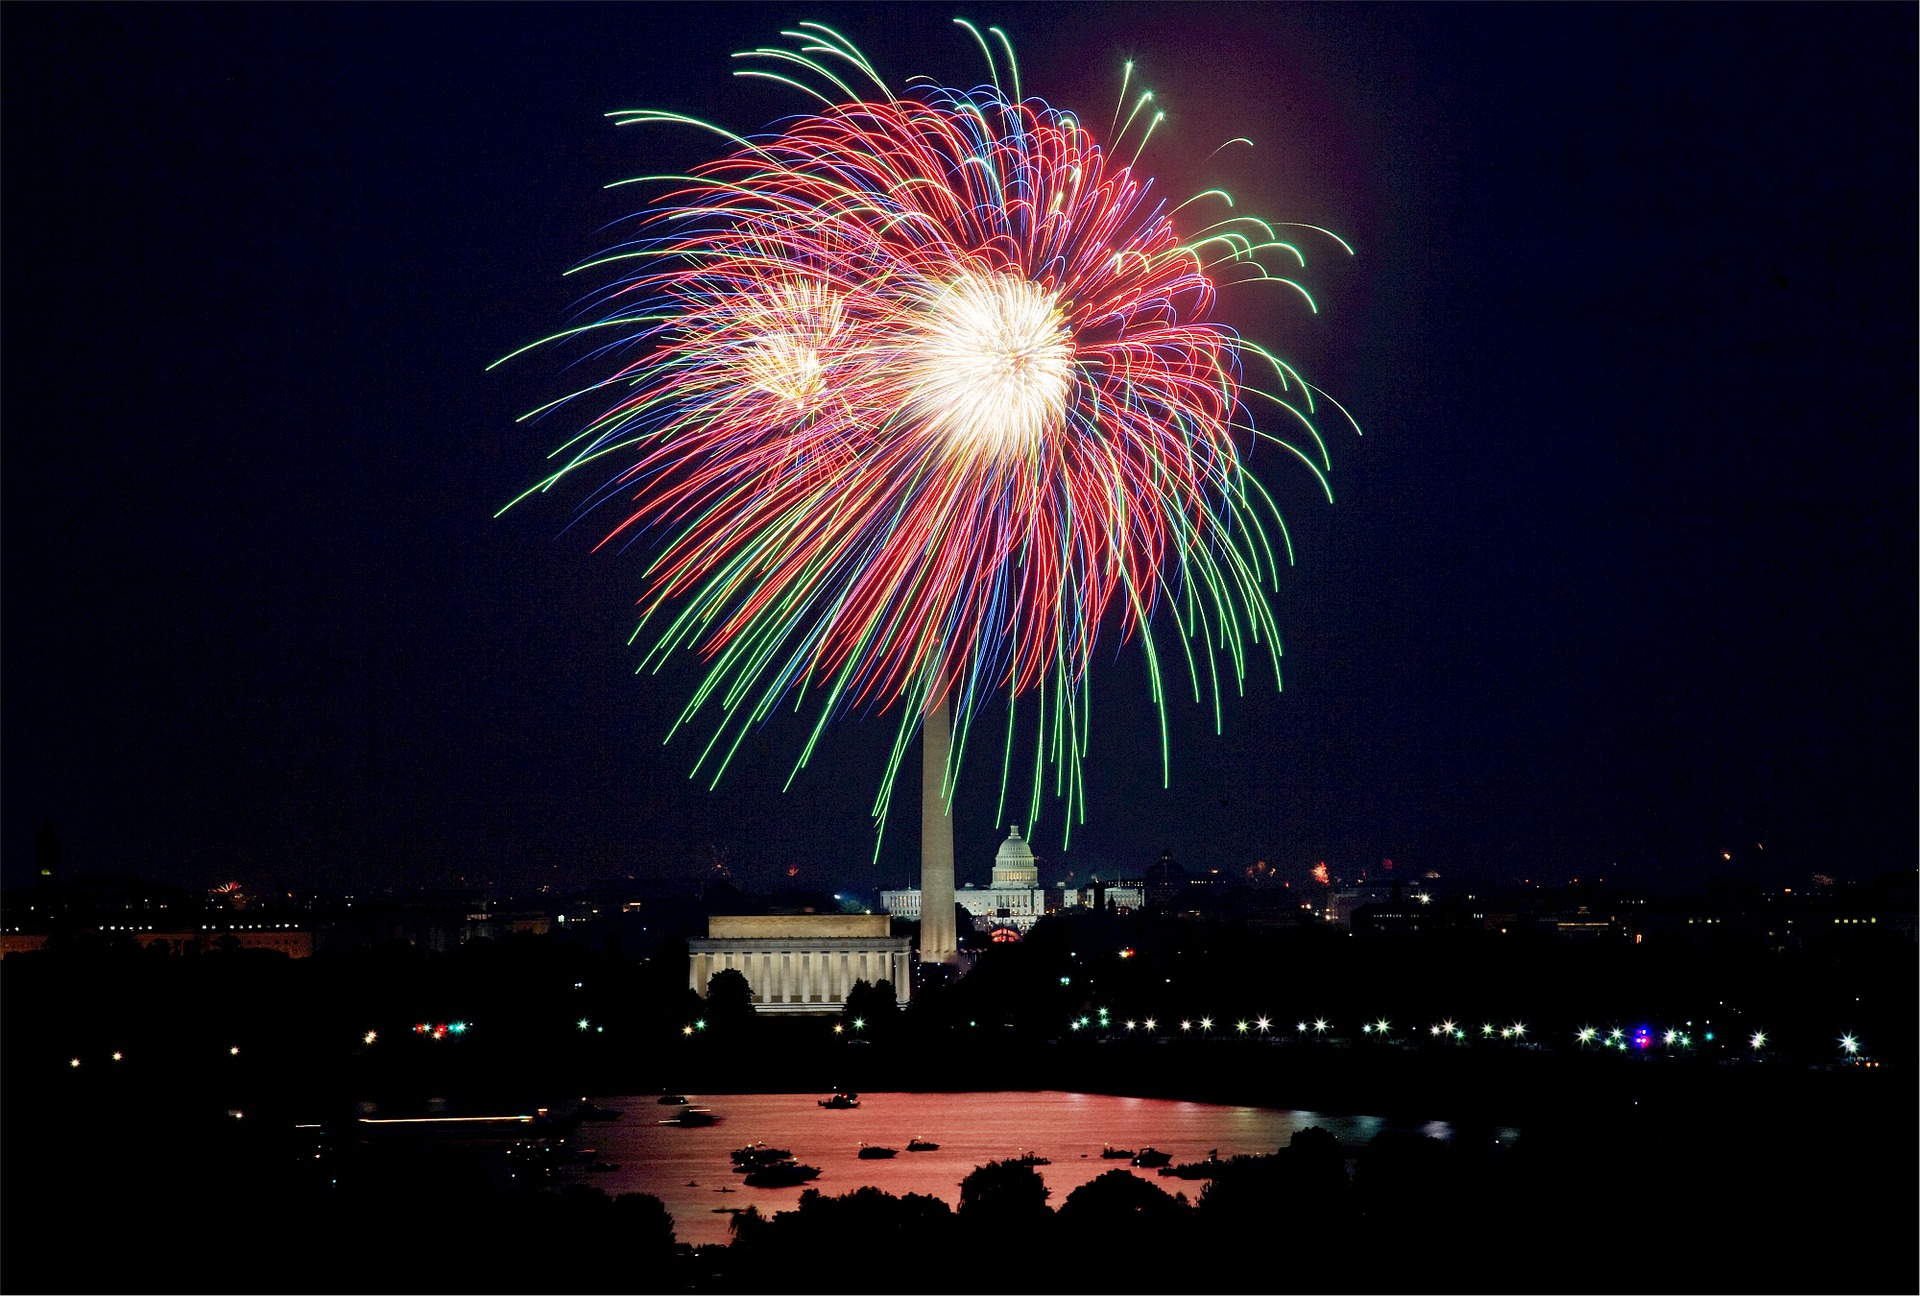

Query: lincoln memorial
687 914 912 1014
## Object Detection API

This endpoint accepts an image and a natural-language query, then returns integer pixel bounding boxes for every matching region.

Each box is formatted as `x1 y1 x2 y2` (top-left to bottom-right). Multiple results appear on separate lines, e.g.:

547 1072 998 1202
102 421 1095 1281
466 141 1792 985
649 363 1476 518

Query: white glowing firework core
743 335 825 405
739 281 843 407
907 270 1073 456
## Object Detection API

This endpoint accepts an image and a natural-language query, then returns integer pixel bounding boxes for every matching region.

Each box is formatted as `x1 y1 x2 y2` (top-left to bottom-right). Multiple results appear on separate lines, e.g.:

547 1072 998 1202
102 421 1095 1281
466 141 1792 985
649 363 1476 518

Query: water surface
561 1091 1518 1246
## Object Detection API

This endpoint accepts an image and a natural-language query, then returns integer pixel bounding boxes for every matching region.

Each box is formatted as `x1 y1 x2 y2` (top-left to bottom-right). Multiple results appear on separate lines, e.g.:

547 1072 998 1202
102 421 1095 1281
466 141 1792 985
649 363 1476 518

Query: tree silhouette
704 967 755 1028
842 977 900 1033
1058 1168 1190 1230
958 1158 1051 1224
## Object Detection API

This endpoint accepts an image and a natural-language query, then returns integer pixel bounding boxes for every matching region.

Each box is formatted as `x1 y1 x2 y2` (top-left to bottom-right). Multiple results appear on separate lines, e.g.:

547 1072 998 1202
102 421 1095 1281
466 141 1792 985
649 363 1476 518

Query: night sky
6 5 1913 898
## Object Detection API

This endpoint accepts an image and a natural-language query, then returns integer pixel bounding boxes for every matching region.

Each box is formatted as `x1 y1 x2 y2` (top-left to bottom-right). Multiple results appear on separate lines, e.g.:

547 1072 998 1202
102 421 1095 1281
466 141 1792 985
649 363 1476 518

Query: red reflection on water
554 1091 1483 1246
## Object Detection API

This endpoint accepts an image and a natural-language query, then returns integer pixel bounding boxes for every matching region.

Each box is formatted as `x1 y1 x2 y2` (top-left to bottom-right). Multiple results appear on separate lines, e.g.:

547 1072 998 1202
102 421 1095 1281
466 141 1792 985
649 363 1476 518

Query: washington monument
918 696 957 963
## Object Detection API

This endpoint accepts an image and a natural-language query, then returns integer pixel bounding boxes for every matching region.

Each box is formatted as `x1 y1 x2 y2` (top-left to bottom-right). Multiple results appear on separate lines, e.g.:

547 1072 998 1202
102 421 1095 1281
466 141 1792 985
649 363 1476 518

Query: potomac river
552 1090 1520 1246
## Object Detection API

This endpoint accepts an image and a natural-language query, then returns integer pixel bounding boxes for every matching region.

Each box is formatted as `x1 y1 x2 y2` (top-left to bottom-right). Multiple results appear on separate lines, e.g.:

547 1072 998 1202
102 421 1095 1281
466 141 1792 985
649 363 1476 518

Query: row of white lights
1066 1015 1864 1055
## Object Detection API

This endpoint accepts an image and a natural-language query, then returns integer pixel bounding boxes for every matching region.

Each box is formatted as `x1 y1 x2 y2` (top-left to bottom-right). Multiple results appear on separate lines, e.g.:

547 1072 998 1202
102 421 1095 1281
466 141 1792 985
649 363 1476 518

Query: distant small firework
502 21 1358 847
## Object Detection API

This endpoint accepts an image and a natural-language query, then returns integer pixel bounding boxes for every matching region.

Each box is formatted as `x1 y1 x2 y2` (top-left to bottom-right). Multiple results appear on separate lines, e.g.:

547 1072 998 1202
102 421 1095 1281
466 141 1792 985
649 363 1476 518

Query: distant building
1142 851 1187 912
884 825 1056 938
1351 887 1486 936
688 914 911 1015
1324 884 1397 927
1546 905 1621 940
1061 878 1145 913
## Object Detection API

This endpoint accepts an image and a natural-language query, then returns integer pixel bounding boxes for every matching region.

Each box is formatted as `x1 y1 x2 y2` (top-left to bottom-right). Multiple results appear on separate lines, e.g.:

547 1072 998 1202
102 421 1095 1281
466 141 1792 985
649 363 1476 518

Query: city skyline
5 5 1913 898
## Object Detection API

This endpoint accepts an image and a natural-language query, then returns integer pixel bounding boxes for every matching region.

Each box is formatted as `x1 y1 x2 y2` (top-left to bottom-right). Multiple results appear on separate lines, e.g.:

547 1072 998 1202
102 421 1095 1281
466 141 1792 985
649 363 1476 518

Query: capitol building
882 824 1052 939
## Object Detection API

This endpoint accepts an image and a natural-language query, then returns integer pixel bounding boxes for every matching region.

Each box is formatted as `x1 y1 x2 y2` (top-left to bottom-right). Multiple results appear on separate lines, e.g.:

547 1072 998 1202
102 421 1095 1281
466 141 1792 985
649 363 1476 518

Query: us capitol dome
882 824 1050 939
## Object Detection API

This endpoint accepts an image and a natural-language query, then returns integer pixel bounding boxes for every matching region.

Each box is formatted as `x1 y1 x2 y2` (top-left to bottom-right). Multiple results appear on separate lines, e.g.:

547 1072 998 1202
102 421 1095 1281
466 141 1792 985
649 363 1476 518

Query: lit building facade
883 825 1056 938
687 914 911 1015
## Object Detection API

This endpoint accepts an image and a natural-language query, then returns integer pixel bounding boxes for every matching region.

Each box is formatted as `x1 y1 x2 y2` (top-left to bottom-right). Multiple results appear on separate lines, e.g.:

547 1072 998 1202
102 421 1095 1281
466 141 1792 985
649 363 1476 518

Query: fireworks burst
499 21 1358 849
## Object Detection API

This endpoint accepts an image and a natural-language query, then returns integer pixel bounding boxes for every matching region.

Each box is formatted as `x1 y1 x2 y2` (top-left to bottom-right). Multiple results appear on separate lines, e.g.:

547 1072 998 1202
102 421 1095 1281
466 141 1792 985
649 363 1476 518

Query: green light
577 1019 590 1030
450 1022 468 1035
695 1019 707 1031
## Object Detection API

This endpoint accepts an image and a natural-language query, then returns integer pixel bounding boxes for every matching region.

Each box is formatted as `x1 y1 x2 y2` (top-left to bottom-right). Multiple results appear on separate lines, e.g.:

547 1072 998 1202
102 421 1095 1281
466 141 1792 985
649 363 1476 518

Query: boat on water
535 1099 624 1129
586 1161 622 1173
1101 1144 1136 1159
857 1144 898 1159
743 1161 822 1188
1009 1152 1050 1167
656 1095 690 1106
1157 1159 1205 1178
906 1138 940 1152
731 1142 794 1165
659 1107 717 1127
818 1092 860 1109
1159 1164 1220 1179
1130 1148 1171 1168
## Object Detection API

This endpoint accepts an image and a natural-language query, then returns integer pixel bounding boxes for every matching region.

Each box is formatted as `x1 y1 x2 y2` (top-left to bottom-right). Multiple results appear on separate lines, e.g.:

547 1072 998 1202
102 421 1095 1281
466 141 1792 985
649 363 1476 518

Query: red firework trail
498 22 1357 847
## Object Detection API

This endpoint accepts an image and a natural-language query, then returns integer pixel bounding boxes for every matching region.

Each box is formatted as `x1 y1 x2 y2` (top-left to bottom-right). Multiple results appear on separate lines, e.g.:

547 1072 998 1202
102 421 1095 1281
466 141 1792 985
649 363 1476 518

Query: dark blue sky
6 5 1913 898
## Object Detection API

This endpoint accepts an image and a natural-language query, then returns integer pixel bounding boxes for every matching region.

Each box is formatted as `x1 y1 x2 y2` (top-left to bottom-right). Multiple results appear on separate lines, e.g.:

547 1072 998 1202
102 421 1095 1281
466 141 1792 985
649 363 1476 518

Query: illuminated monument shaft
918 696 957 963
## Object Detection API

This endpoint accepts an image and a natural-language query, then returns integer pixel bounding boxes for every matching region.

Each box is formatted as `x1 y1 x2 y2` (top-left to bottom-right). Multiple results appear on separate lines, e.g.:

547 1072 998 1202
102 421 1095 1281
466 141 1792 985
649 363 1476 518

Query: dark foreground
6 1038 1912 1294
4 931 1913 1294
